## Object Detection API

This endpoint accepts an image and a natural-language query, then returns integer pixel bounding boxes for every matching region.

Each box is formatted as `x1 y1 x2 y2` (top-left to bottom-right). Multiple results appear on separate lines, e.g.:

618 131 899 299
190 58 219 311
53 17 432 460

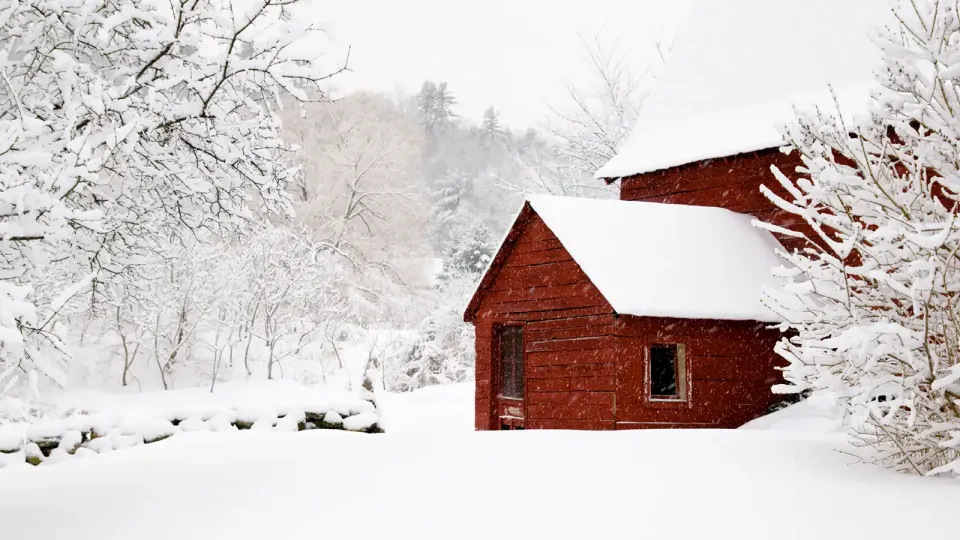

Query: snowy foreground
0 384 958 540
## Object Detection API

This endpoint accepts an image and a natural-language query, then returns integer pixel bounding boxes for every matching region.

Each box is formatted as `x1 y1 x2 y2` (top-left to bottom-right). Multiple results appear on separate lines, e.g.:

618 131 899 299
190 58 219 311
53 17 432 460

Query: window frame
496 324 525 400
646 343 688 403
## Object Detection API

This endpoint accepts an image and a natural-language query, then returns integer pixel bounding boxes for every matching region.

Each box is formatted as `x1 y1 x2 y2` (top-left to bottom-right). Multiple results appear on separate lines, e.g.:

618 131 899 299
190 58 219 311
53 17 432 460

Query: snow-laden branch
0 0 343 400
761 0 960 476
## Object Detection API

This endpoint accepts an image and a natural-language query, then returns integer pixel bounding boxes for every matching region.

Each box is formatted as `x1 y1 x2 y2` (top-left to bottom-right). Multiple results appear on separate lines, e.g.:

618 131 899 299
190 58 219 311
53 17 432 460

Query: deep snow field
0 383 957 540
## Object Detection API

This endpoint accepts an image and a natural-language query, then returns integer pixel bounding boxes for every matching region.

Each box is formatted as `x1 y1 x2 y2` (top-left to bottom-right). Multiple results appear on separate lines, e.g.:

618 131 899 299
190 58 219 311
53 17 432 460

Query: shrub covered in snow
761 0 960 475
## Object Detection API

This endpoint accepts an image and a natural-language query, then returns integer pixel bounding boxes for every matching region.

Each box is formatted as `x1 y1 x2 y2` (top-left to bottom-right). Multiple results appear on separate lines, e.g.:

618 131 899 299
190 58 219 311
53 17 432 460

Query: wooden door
495 325 525 430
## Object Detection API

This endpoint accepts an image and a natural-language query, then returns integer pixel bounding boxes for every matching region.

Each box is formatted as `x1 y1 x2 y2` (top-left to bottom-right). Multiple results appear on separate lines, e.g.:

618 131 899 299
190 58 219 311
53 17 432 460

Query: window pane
650 345 678 397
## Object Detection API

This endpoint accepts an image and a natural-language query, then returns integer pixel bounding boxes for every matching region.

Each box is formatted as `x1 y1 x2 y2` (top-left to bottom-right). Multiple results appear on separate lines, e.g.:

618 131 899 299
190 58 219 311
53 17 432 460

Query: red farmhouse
464 0 889 431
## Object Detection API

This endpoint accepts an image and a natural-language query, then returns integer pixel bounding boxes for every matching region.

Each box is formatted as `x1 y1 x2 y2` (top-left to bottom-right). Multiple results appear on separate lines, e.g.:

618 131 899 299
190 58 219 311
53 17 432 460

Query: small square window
649 344 686 401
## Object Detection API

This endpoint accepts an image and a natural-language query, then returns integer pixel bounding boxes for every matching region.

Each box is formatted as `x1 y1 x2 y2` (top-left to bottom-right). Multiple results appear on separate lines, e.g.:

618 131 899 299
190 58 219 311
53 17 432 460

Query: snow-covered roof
596 0 893 179
528 195 784 322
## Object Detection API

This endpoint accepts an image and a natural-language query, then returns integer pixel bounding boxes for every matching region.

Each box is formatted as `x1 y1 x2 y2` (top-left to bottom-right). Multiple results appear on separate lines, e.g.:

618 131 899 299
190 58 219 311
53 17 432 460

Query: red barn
465 196 787 431
464 0 890 431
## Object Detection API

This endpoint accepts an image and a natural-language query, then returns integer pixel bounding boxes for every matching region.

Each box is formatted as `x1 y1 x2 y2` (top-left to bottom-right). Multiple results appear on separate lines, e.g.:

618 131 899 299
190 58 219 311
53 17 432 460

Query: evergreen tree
417 80 458 135
439 224 494 284
432 169 470 237
481 106 502 142
432 82 458 130
417 81 438 132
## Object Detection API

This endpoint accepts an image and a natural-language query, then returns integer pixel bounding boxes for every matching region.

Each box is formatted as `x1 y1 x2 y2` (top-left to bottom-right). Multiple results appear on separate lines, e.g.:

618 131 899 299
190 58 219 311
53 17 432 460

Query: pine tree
439 224 494 284
433 82 458 130
432 169 470 242
417 81 438 132
416 80 457 135
481 106 502 143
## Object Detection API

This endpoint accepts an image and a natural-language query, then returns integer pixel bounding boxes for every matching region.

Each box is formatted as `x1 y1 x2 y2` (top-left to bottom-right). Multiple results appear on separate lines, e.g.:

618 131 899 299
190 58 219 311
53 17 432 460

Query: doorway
495 324 525 429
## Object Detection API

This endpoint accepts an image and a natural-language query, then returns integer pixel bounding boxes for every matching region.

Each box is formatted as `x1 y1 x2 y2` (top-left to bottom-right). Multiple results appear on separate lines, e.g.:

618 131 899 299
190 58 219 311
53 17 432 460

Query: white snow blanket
596 0 893 178
740 391 845 434
0 428 957 540
1 383 959 539
378 383 474 433
528 195 784 321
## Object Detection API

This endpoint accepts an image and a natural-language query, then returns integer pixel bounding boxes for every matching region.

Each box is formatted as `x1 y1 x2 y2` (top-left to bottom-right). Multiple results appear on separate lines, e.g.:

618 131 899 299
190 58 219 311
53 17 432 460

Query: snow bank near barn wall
740 392 845 434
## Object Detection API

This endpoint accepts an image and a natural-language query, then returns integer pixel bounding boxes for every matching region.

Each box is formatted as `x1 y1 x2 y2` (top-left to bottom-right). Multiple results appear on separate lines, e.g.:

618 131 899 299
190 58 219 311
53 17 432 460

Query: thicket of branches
0 0 339 404
762 0 960 475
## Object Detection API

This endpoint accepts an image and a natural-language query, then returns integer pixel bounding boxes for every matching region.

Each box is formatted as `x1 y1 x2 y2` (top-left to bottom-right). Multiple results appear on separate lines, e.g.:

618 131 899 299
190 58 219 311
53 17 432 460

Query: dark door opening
498 325 524 399
496 325 525 429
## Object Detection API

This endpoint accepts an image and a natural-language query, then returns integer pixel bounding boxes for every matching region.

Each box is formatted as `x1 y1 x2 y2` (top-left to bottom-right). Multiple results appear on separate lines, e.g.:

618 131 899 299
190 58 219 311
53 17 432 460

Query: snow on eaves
596 0 893 179
528 195 785 322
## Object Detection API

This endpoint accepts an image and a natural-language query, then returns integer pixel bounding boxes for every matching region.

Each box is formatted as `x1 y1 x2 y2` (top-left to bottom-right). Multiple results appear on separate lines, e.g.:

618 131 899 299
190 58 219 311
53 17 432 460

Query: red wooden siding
613 316 783 429
617 148 808 250
472 213 617 431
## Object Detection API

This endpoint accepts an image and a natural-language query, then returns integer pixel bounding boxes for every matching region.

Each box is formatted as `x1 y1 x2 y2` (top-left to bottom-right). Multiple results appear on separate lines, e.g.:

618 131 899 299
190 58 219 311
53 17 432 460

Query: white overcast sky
309 0 692 129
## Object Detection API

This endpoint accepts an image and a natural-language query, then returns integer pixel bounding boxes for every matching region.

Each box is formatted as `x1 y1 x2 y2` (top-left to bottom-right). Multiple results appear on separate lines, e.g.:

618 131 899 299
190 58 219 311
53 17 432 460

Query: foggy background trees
0 0 644 414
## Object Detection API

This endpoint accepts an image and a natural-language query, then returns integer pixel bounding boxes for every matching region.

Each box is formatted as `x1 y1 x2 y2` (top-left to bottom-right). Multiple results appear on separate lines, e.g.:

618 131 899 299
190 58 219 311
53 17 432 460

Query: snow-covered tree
417 80 457 134
0 0 341 400
286 94 428 259
90 222 351 391
432 82 458 131
507 143 607 197
760 0 960 475
497 34 656 200
439 224 494 285
417 81 438 133
236 225 333 381
283 92 432 324
547 33 653 177
481 106 504 144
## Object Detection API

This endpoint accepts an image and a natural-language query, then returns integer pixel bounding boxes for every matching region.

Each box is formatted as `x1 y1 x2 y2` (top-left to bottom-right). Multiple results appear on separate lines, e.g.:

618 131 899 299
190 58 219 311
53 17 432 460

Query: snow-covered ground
0 384 957 540
740 391 845 434
377 382 474 432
